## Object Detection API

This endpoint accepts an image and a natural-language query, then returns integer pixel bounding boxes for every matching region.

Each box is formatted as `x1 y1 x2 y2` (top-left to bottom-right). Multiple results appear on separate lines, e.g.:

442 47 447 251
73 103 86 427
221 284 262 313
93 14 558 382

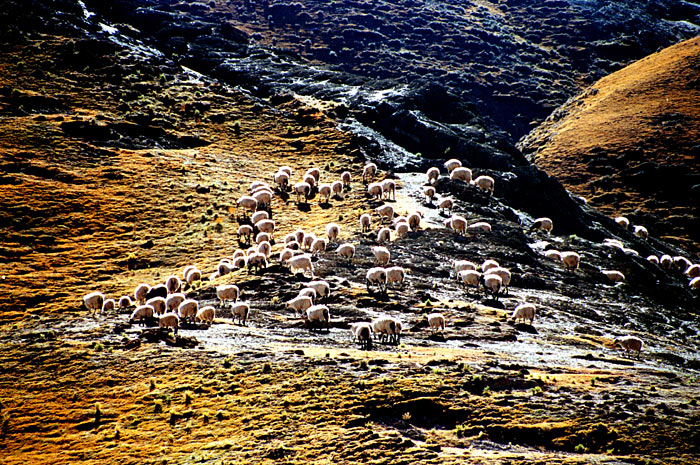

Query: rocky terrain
1 1 700 464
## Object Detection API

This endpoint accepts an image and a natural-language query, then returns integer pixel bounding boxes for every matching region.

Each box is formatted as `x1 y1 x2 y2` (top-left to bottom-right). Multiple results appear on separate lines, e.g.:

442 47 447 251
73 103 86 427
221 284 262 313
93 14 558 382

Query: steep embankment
521 37 700 254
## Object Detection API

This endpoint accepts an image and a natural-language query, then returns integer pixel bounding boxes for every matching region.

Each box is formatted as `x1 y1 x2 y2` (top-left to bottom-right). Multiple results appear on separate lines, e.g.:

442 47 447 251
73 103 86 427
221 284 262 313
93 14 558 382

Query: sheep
299 287 318 299
256 232 271 245
303 174 316 190
185 268 202 284
257 241 272 258
178 299 198 322
233 255 247 269
293 182 311 203
318 183 332 203
646 255 660 264
377 227 391 244
449 215 467 235
238 224 254 244
545 250 561 261
560 251 580 272
83 291 105 314
279 247 295 263
231 302 249 325
274 171 289 191
530 217 553 234
458 270 481 291
488 267 512 295
209 271 220 282
101 298 115 313
438 198 453 215
182 265 197 281
385 266 406 288
134 284 150 305
685 264 700 279
360 213 371 232
216 285 240 307
423 186 436 204
603 238 624 250
331 180 344 199
252 211 269 225
367 182 383 199
382 179 396 201
287 295 313 317
146 284 167 301
196 306 216 325
250 181 269 192
407 212 422 231
279 166 292 178
450 167 472 183
311 238 327 255
602 270 625 283
363 162 377 183
689 276 700 290
673 256 692 273
306 305 330 331
452 260 477 276
302 233 316 251
326 223 340 242
468 221 492 233
614 335 643 359
118 295 133 309
427 313 446 333
130 304 154 326
158 312 180 334
218 260 235 277
376 204 395 221
351 322 373 348
288 254 314 277
660 254 673 269
372 246 391 265
444 159 462 173
247 252 268 273
371 316 400 344
147 297 167 315
481 259 499 272
165 275 181 294
426 167 439 185
366 267 387 293
307 280 330 300
305 167 321 183
341 171 351 187
256 219 275 237
482 273 503 299
633 225 648 240
511 303 536 324
166 293 186 312
336 243 356 263
237 196 258 216
614 216 629 229
472 175 495 195
395 222 410 238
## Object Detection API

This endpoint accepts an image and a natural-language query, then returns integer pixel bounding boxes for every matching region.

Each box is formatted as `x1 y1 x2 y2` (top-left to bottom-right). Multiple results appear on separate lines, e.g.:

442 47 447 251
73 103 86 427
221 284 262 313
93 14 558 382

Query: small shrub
532 386 543 396
359 360 368 370
92 341 104 352
401 412 411 421
94 403 102 423
149 379 156 391
482 386 491 396
184 392 193 406
262 363 272 374
202 412 210 424
154 400 163 414
216 410 225 421
223 358 232 369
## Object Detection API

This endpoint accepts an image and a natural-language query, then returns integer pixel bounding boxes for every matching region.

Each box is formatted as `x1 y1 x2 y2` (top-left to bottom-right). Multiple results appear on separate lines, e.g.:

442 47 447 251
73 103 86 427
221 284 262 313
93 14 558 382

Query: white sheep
196 306 216 325
367 182 383 199
331 180 344 199
614 216 629 229
326 223 340 242
336 243 356 263
614 335 643 359
407 212 422 231
472 175 495 195
385 266 406 288
449 215 467 235
318 183 332 203
218 260 235 276
395 221 410 238
274 170 289 191
371 316 400 344
438 198 453 215
118 295 133 309
646 255 660 264
83 291 105 314
287 295 313 316
257 241 272 258
560 251 580 272
689 276 700 290
377 227 391 244
452 260 477 276
185 268 202 284
279 166 292 178
633 225 648 240
685 264 700 279
102 298 115 313
299 287 318 299
233 255 247 269
287 254 314 277
363 162 377 183
530 217 553 234
178 299 198 321
237 225 254 244
279 247 295 263
252 211 269 225
307 280 330 299
305 167 321 182
255 232 271 245
512 303 535 324
256 219 275 237
165 275 181 294
293 182 311 203
360 213 371 232
216 285 240 307
427 313 446 333
311 238 327 255
303 174 316 190
602 270 625 283
247 252 268 273
468 221 492 233
481 259 499 272
674 256 692 273
482 273 503 299
237 196 258 216
351 322 373 348
158 312 179 334
488 267 512 295
341 171 351 186
166 293 186 312
376 204 395 221
372 246 391 265
130 304 154 326
302 233 316 251
250 181 269 192
147 297 167 315
134 284 150 305
231 302 249 325
444 159 462 173
182 265 197 280
660 254 673 269
382 179 396 201
458 270 481 291
423 186 436 204
450 167 472 183
306 305 330 331
426 167 439 185
545 250 561 261
366 267 387 293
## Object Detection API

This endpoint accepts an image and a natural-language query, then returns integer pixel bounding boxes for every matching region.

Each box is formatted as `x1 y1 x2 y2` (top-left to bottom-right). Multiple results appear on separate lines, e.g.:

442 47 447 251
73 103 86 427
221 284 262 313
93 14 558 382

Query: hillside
521 37 700 254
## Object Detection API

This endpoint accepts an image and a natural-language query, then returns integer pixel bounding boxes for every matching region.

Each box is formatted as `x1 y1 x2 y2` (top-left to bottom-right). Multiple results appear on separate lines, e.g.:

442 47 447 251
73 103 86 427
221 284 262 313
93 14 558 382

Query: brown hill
520 36 700 255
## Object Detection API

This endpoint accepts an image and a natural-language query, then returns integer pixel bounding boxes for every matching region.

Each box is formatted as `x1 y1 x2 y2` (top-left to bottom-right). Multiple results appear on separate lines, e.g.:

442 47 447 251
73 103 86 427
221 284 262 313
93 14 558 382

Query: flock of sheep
81 157 699 358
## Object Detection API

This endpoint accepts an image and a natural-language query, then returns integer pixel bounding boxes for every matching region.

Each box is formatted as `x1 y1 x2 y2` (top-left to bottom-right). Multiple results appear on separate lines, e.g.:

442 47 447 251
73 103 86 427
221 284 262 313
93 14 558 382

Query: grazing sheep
646 255 660 264
407 212 422 231
363 163 377 183
366 267 388 293
560 251 580 272
83 291 105 314
303 174 316 190
450 167 472 183
158 312 179 334
166 293 186 312
386 266 406 288
481 259 499 272
118 295 133 309
372 246 391 265
311 238 327 255
307 280 330 299
196 306 216 325
452 260 477 276
299 287 318 299
182 265 196 280
614 335 643 359
371 316 400 344
274 170 289 191
101 298 115 313
146 284 167 301
237 225 254 244
530 217 553 234
482 273 503 299
603 238 624 250
306 305 330 331
660 254 673 269
633 225 648 240
257 241 272 258
382 179 396 201
237 196 258 216
216 285 240 307
468 221 492 233
614 216 629 229
438 198 454 215
602 270 625 283
130 304 154 326
231 302 249 325
360 213 371 233
252 211 269 225
472 175 495 195
233 255 247 269
288 254 314 277
488 267 512 295
331 180 344 199
449 215 467 235
423 186 436 203
367 182 383 199
185 268 202 284
279 166 292 177
279 247 295 263
318 183 332 203
326 223 340 242
295 229 307 243
178 299 198 322
341 171 351 186
351 322 373 348
545 250 562 261
134 284 151 305
512 303 536 324
216 260 233 277
427 313 446 333
376 204 395 221
426 167 440 185
444 159 462 173
250 181 269 192
377 227 391 244
302 233 316 251
256 232 271 245
287 295 313 316
165 275 181 294
689 276 700 290
305 167 321 182
685 264 700 279
247 252 268 273
395 222 410 238
458 270 481 291
674 256 692 273
256 219 275 237
293 182 311 203
336 243 356 263
146 297 167 315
